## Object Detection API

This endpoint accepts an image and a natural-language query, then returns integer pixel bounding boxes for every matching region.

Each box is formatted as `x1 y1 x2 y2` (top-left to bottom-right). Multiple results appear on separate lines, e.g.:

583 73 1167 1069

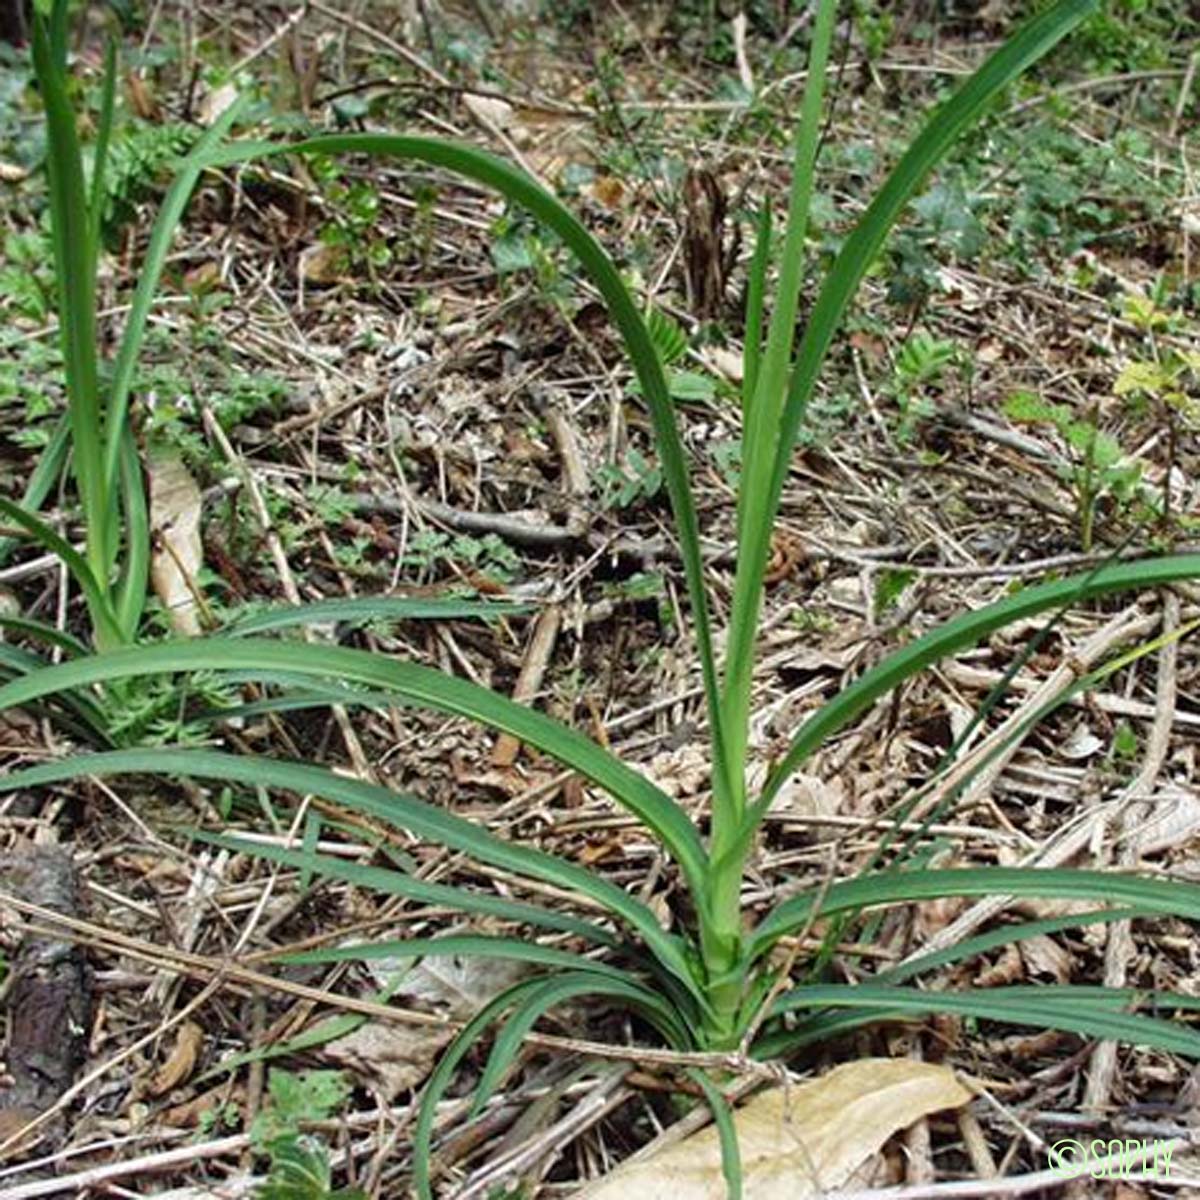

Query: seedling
1004 390 1142 550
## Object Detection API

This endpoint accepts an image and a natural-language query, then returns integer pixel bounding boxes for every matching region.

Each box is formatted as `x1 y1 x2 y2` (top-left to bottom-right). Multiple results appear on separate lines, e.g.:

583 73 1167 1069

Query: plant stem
718 0 837 831
32 2 115 638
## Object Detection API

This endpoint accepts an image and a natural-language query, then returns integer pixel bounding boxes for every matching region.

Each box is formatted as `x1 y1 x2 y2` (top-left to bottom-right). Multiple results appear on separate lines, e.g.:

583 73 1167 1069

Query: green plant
196 1098 241 1138
0 0 247 652
597 447 663 510
308 155 393 281
6 2 1200 1197
400 530 521 584
1110 294 1200 538
0 6 516 745
889 330 962 442
250 1069 365 1200
1003 390 1143 550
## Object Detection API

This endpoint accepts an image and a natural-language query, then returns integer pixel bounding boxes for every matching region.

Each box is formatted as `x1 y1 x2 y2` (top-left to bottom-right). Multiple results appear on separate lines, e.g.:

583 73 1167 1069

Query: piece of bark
0 847 91 1155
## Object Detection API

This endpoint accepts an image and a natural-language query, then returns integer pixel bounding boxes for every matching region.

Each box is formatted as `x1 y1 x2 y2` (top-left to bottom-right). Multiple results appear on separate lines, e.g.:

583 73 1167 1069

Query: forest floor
2 1 1200 1197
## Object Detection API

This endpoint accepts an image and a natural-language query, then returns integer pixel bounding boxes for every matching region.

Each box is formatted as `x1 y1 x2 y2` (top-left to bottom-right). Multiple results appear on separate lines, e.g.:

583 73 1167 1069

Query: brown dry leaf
577 1059 972 1200
848 330 886 363
463 93 514 130
390 954 527 1016
590 175 626 208
1060 721 1103 760
704 347 744 384
149 1021 205 1096
299 243 344 285
1125 786 1200 856
1013 894 1100 921
319 1022 452 1103
975 942 1023 988
1018 933 1072 983
771 771 845 819
148 449 204 636
125 71 161 121
644 745 710 799
0 161 30 183
318 955 526 1100
183 261 222 294
0 1106 43 1160
161 1081 245 1128
197 81 238 126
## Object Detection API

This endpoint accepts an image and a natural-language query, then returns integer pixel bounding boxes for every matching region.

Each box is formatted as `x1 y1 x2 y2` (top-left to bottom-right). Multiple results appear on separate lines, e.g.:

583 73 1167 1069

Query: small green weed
250 1069 364 1200
1004 390 1143 551
598 447 662 510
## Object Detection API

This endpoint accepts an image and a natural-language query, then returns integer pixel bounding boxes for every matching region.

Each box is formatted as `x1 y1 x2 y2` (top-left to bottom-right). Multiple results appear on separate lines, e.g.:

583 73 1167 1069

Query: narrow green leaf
198 131 736 823
88 39 118 255
114 425 149 639
0 416 69 567
32 9 108 586
199 832 619 947
223 596 527 636
197 973 408 1084
763 983 1200 1059
728 0 1100 825
471 971 690 1117
753 554 1200 819
723 0 838 822
769 0 1098 505
0 640 107 740
286 934 632 982
0 638 710 896
752 866 1200 958
299 808 321 893
0 749 703 1005
0 496 122 647
741 202 772 416
0 615 88 658
101 96 248 495
414 979 544 1200
880 908 1153 986
688 1070 743 1200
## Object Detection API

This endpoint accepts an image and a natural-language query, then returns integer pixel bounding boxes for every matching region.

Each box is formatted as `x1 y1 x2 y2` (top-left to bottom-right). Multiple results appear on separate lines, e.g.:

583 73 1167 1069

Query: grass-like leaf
0 638 709 895
880 908 1153 985
200 832 619 948
753 553 1200 819
413 978 544 1200
470 971 692 1117
761 983 1200 1059
752 866 1200 958
0 615 88 658
688 1069 743 1200
0 496 122 646
100 98 247 496
766 0 1099 533
0 748 705 1008
284 934 632 981
198 129 735 819
723 0 837 818
0 418 69 567
223 595 527 636
32 5 107 586
740 202 772 416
